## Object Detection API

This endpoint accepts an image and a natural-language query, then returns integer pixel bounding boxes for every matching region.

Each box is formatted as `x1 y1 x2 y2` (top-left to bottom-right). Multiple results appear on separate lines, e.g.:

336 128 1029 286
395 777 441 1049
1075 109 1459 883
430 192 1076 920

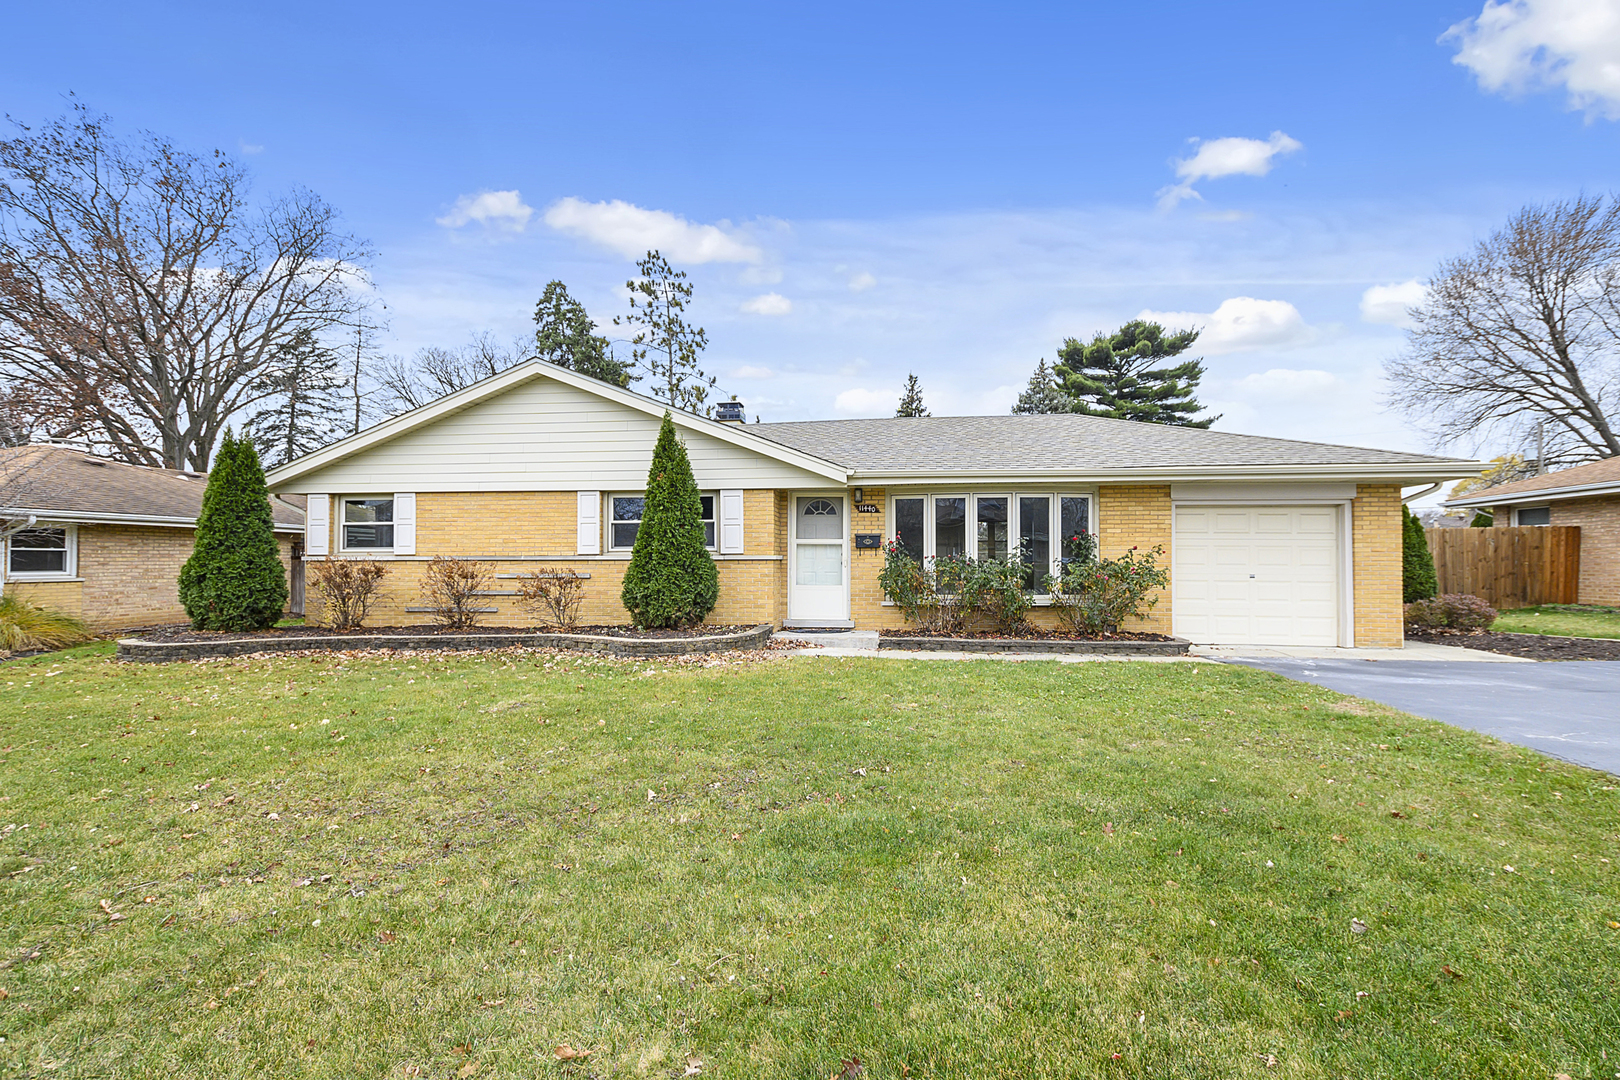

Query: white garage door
1173 505 1341 646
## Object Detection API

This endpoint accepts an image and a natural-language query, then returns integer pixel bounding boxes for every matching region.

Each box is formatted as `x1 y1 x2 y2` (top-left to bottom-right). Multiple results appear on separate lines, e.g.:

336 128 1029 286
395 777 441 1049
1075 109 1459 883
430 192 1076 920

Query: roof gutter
0 507 303 533
849 462 1481 485
1445 479 1620 510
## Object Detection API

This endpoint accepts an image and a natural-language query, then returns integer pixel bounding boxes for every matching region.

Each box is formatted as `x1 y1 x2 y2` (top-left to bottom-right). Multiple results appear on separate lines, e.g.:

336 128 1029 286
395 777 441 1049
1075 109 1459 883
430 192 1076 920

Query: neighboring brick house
1444 458 1620 605
262 361 1473 647
0 446 305 630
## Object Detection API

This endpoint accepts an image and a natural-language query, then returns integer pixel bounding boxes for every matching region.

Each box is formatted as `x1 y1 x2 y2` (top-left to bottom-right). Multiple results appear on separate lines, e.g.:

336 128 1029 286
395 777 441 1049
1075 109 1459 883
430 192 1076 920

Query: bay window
887 492 1092 596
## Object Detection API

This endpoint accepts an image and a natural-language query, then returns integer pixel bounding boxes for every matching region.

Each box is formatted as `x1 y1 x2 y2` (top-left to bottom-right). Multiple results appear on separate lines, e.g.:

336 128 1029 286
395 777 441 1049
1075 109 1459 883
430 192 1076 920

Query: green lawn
1492 604 1620 640
1 646 1617 1079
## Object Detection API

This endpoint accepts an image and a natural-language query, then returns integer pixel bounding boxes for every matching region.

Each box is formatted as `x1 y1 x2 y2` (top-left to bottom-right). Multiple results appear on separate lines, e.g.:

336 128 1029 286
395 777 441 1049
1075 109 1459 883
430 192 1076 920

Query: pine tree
1402 505 1439 603
896 373 929 417
1011 359 1075 414
615 251 721 413
178 431 289 630
1053 320 1218 427
620 413 719 628
243 329 348 468
533 280 634 387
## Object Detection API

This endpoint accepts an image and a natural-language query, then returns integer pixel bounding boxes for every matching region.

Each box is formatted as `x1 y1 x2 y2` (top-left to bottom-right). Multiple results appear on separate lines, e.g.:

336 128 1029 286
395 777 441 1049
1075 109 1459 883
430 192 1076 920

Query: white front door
789 495 849 623
1172 504 1342 646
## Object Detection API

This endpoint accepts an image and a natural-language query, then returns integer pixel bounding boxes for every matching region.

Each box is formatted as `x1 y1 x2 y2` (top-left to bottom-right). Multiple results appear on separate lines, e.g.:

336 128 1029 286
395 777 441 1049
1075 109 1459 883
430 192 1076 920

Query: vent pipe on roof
715 401 745 423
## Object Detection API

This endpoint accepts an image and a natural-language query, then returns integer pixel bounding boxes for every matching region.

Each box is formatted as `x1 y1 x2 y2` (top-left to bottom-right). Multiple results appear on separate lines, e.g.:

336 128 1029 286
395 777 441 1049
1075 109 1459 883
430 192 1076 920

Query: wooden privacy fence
1423 526 1581 609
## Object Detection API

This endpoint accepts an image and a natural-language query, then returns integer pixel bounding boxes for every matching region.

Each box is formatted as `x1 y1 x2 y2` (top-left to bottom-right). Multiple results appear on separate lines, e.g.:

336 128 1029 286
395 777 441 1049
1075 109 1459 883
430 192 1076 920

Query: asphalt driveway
1233 659 1620 777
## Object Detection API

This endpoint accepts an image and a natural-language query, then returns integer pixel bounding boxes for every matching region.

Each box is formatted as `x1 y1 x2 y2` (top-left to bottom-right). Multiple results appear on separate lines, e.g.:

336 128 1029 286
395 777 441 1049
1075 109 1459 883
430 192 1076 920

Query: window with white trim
890 493 1092 596
609 493 717 550
1516 506 1551 526
7 526 75 578
340 498 395 550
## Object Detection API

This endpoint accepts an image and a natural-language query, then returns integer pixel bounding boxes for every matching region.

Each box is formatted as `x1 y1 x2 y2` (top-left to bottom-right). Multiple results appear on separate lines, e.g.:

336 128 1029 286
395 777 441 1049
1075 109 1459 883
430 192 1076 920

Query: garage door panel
1173 504 1340 646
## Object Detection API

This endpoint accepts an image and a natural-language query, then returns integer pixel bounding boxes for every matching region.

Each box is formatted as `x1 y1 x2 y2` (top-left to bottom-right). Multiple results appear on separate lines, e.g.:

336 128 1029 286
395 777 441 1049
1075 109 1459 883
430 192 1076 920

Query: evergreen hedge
178 431 290 630
1402 505 1439 603
620 413 719 628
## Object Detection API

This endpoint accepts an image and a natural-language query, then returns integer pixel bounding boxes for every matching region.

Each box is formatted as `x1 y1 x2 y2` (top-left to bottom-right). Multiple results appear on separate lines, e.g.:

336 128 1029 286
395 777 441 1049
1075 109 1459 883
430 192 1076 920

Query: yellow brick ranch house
263 361 1474 647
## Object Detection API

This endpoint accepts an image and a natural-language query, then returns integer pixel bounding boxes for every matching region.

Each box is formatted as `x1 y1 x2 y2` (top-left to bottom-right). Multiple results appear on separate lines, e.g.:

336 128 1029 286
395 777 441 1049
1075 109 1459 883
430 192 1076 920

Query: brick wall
304 490 786 628
1550 496 1620 605
5 525 295 631
1351 484 1403 647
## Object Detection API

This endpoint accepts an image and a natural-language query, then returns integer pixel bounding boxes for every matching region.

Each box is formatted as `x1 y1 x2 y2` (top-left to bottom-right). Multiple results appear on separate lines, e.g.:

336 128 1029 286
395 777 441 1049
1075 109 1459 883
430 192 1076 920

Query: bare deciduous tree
1385 194 1620 466
374 331 529 413
0 104 375 470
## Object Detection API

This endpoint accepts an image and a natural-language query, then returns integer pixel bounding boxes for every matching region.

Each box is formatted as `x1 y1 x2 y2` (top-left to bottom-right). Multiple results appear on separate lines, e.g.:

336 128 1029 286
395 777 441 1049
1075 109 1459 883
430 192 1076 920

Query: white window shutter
719 489 745 554
393 493 417 555
305 495 329 556
576 491 601 555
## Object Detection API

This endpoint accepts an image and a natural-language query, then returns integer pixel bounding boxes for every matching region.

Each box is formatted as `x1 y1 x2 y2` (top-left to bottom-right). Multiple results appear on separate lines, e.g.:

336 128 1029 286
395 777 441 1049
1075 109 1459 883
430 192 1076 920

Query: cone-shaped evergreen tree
1011 359 1075 414
178 431 289 630
620 413 719 628
1402 505 1438 603
895 373 929 417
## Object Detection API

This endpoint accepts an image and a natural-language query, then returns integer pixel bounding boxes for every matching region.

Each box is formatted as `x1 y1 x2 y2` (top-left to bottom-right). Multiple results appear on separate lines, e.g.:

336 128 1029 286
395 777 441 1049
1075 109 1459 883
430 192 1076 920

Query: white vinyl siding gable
282 377 834 493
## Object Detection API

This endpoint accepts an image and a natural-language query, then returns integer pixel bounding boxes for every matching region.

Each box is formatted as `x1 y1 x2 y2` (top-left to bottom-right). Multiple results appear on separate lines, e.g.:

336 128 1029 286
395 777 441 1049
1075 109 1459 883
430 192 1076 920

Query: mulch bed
1405 628 1620 661
128 623 760 644
880 628 1175 642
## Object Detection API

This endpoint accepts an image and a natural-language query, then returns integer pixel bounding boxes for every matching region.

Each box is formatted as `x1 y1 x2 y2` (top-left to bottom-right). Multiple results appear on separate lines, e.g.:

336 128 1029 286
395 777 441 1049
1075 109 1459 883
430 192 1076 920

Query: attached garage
1172 501 1346 646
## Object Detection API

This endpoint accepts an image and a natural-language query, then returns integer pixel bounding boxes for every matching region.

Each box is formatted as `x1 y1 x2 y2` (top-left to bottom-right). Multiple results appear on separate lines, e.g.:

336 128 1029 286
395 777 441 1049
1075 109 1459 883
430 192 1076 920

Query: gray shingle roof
748 413 1471 472
0 445 304 529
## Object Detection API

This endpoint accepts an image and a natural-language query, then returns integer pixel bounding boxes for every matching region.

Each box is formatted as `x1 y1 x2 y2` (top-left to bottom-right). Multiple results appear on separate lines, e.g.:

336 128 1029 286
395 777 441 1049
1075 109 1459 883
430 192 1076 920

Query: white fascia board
1445 479 1620 509
853 462 1481 487
0 507 303 533
265 360 849 489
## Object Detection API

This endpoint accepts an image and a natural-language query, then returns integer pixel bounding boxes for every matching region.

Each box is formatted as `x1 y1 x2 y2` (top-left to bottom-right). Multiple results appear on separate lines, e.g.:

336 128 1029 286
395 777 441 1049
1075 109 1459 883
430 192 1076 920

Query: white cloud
239 139 264 155
834 387 897 416
740 292 793 316
729 365 775 379
1360 279 1427 326
848 271 877 291
1444 0 1620 119
1138 296 1313 354
436 190 535 233
543 197 762 263
1157 131 1303 210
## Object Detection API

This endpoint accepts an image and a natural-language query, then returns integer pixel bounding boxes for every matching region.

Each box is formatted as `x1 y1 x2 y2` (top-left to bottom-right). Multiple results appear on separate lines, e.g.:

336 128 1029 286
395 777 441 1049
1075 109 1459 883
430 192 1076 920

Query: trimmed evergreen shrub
178 431 289 630
620 413 719 628
1402 506 1438 603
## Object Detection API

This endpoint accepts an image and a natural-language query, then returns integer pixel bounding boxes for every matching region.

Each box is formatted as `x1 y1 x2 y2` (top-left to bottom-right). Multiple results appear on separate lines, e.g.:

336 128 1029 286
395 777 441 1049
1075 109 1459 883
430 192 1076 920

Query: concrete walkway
772 632 1509 665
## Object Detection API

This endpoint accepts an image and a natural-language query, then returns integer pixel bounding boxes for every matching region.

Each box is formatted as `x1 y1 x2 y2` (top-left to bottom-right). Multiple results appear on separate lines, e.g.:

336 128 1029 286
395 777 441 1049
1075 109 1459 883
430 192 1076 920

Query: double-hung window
609 493 717 550
7 526 74 578
341 498 394 550
890 493 1092 596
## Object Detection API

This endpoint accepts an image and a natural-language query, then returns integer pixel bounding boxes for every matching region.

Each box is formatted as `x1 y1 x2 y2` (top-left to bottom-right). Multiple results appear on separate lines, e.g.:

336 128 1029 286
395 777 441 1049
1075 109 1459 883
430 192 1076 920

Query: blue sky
5 0 1618 461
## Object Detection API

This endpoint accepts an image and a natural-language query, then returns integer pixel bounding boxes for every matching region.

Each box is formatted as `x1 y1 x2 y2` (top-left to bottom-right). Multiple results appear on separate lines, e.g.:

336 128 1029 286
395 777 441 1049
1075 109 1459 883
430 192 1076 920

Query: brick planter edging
879 635 1192 656
116 624 775 663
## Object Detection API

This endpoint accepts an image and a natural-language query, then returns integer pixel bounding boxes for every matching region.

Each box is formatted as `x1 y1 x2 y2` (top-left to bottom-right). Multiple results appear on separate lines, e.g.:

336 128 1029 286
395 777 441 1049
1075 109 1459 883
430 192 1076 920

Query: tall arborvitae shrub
1402 505 1439 603
620 413 719 628
179 431 290 630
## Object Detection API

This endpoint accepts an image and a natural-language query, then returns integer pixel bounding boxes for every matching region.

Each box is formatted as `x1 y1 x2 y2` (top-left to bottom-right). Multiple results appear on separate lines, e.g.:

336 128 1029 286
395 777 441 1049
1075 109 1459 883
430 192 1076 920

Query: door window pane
8 528 68 574
934 497 966 558
894 498 924 560
798 497 842 540
976 497 1008 561
342 499 394 549
1019 496 1051 590
1060 497 1091 562
796 543 843 586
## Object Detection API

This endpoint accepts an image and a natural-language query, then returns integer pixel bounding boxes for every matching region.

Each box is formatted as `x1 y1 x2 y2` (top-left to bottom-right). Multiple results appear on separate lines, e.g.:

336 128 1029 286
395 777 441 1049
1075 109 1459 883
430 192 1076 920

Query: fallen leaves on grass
378 931 397 944
554 1045 590 1061
456 1062 479 1078
684 1054 704 1075
1350 918 1367 935
829 1057 864 1079
1255 1053 1278 1068
1442 965 1464 980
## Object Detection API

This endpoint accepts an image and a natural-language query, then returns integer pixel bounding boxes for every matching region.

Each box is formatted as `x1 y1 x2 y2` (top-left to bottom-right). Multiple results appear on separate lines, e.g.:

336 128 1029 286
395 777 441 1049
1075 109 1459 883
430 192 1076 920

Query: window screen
8 528 68 574
1019 496 1050 590
976 497 1008 561
894 498 924 559
935 497 966 558
1517 506 1551 526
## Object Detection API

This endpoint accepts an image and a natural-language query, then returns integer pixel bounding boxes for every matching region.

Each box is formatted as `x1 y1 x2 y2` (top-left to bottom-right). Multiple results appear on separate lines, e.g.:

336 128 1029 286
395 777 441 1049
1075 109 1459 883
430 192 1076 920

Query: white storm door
1173 505 1341 646
789 495 849 622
